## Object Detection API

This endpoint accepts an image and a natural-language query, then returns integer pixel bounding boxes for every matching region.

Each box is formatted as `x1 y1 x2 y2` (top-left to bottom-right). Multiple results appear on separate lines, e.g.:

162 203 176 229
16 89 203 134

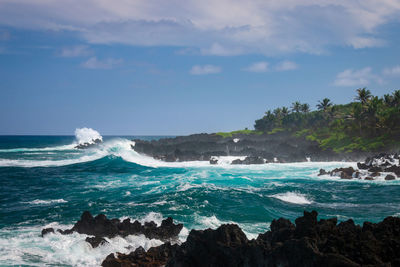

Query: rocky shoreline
132 132 373 164
41 211 400 266
319 153 400 181
101 210 400 267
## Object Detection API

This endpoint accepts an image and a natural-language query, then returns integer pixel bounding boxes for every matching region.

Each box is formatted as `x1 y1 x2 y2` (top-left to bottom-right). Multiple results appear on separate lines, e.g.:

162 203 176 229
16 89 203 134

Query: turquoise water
1 134 400 266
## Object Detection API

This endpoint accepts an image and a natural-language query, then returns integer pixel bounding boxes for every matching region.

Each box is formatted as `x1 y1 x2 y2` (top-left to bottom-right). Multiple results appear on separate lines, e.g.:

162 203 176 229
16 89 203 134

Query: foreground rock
319 153 400 180
42 211 183 244
102 210 400 267
132 132 367 163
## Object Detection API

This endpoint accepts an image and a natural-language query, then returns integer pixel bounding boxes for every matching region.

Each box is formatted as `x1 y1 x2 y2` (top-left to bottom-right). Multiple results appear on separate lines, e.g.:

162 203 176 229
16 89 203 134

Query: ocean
1 130 400 266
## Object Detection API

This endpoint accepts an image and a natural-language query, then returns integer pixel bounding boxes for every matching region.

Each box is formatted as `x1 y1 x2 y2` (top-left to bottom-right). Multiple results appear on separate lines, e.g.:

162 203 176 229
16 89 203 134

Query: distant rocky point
132 132 370 164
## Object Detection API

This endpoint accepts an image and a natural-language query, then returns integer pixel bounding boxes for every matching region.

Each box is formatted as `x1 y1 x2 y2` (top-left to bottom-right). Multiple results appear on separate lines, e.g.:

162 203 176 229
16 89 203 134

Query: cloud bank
0 0 399 56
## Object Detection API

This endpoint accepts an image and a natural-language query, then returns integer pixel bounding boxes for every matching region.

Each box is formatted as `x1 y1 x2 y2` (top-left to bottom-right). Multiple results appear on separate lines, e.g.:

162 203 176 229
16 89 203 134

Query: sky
1 0 400 135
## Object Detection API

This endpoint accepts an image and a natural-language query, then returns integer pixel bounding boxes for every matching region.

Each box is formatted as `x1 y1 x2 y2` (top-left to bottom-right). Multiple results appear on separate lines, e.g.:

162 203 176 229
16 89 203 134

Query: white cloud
201 43 243 56
243 62 269 73
59 45 92 57
0 1 400 55
81 57 123 69
334 67 382 87
275 61 298 71
383 65 400 76
347 36 385 49
190 65 221 75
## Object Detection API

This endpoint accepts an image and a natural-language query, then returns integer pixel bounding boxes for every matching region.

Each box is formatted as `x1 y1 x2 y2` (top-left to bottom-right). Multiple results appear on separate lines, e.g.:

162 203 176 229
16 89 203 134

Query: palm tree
291 101 302 113
384 94 393 107
300 103 310 113
273 107 282 117
393 90 400 106
281 107 290 116
355 88 372 104
316 98 332 111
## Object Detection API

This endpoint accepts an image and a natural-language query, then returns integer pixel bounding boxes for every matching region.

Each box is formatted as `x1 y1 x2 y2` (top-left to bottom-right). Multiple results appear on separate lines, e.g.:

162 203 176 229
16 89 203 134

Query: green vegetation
253 88 400 152
216 129 263 138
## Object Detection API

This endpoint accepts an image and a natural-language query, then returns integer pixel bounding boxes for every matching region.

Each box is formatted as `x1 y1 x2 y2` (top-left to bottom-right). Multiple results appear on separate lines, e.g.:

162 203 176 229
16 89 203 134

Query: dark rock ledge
41 211 183 248
102 210 400 267
319 153 400 181
132 133 370 164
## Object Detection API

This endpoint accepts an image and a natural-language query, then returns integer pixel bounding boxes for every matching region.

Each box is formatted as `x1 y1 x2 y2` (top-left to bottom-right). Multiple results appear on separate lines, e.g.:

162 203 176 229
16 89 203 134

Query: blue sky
1 1 400 135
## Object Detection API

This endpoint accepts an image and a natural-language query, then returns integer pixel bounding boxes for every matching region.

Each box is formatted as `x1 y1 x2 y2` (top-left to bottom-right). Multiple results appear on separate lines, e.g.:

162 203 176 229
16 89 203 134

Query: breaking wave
270 191 312 205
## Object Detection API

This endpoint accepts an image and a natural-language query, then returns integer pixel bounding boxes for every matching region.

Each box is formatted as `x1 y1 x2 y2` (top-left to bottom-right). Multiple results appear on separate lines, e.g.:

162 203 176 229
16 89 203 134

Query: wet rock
231 156 265 165
41 228 54 237
365 177 374 180
86 236 108 248
357 162 369 169
41 211 183 241
318 169 328 176
329 167 355 179
75 138 102 149
385 165 400 176
209 158 218 165
370 172 380 177
102 244 177 267
385 174 396 181
369 166 383 172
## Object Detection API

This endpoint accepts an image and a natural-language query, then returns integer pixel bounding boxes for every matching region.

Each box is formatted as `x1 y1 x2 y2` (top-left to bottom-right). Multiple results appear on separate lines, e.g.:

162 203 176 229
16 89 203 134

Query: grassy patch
215 129 263 138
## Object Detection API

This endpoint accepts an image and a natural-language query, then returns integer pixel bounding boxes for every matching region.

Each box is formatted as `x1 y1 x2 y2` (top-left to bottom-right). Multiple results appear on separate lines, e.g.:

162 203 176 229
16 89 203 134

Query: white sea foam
0 225 162 267
270 191 312 204
26 199 67 205
0 152 106 167
75 127 103 145
0 144 76 153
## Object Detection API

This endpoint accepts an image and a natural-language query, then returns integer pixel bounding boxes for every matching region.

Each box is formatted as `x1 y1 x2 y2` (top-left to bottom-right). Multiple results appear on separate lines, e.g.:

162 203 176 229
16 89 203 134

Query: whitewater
1 128 400 266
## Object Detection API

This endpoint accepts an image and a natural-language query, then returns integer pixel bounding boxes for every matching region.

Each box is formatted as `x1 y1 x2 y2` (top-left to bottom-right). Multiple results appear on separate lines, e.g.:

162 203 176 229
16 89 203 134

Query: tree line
254 88 400 141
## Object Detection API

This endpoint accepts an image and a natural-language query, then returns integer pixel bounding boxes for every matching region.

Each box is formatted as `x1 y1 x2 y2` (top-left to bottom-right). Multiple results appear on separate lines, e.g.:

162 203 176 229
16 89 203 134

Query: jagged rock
75 138 102 149
102 211 400 267
318 169 328 176
385 165 400 176
365 177 374 180
370 172 380 177
329 167 355 179
209 158 218 165
357 162 369 169
231 156 265 165
41 211 183 241
323 153 400 181
385 174 396 181
369 166 383 172
41 228 54 237
86 236 108 248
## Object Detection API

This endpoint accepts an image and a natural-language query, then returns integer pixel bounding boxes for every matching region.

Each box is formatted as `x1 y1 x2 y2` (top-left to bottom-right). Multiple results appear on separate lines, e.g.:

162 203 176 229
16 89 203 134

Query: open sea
1 131 400 266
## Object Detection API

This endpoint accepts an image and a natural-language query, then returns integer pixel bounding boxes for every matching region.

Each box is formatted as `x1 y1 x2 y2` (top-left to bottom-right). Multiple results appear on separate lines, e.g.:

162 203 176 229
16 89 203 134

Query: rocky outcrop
75 138 102 149
41 211 183 245
132 132 367 163
86 236 108 248
319 153 400 180
231 156 266 165
102 211 400 267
